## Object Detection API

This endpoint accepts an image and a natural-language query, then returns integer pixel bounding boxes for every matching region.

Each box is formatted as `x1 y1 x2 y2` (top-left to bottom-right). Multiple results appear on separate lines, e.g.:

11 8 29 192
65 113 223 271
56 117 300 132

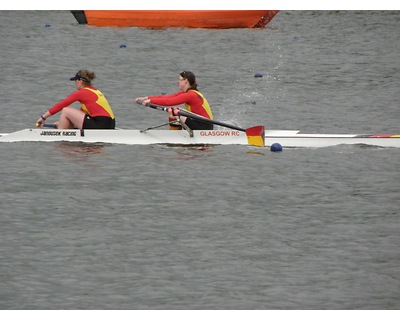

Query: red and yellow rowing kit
48 86 114 119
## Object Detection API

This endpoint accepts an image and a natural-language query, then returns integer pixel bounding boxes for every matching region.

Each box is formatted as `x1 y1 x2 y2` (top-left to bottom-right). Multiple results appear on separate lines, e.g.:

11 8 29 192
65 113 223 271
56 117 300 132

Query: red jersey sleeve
150 91 197 106
49 87 97 115
48 90 83 115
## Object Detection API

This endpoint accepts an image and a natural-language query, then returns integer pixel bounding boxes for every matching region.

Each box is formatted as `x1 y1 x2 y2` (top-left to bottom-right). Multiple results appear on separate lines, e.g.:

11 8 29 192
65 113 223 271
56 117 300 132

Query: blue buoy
119 44 127 48
254 71 263 78
270 143 283 152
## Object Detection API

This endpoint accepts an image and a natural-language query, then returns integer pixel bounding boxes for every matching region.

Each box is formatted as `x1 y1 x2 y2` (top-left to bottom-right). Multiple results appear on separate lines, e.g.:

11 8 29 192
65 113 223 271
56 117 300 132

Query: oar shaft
176 108 245 132
137 101 246 132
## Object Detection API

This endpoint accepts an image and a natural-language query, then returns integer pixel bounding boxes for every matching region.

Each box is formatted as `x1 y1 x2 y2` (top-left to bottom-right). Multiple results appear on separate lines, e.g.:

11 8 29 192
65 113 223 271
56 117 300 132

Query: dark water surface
0 11 399 309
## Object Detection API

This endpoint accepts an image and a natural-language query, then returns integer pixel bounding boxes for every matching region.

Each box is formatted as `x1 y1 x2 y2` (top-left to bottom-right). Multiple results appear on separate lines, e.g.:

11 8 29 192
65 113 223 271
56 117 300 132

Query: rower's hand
36 117 45 128
134 97 149 106
168 107 179 116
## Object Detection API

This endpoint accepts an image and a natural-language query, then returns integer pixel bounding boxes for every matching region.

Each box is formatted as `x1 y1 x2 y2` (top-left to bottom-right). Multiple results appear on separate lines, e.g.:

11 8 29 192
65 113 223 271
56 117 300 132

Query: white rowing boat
1 128 399 148
2 103 398 148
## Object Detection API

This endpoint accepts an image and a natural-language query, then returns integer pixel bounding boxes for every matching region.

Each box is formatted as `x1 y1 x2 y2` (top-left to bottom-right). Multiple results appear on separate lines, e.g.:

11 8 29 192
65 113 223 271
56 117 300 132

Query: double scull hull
1 129 399 148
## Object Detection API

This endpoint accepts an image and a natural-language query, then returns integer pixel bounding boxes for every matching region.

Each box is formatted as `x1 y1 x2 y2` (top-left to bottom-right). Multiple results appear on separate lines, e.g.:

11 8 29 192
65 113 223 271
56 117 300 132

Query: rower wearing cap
135 71 213 130
36 70 115 129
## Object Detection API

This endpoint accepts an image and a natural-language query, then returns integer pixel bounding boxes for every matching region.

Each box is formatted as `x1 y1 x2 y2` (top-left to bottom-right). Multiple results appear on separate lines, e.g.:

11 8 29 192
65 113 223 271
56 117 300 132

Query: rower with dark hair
135 71 213 130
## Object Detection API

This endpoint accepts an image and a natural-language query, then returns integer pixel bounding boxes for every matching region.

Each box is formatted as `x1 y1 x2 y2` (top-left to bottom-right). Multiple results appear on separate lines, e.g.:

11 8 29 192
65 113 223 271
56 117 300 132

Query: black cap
70 72 89 82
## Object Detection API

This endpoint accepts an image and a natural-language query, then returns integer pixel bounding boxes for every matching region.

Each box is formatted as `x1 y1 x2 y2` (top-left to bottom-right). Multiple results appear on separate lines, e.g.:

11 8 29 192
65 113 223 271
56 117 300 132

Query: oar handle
137 100 169 112
35 123 57 128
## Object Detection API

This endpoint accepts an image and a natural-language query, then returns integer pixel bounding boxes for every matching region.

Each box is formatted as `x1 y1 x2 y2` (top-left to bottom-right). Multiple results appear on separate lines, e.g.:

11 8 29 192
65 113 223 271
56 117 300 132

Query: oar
136 101 265 147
